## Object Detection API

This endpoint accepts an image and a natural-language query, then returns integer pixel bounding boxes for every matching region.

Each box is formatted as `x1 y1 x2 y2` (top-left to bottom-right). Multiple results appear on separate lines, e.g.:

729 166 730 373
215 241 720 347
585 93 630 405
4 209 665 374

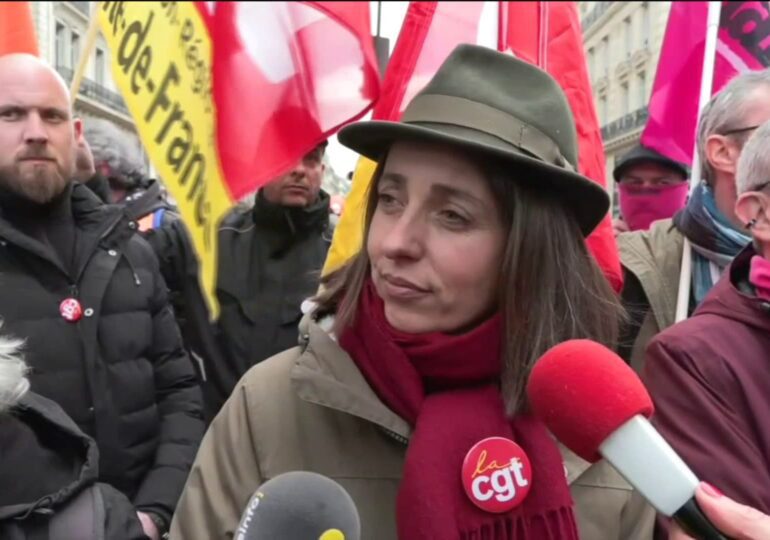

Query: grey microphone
235 471 361 540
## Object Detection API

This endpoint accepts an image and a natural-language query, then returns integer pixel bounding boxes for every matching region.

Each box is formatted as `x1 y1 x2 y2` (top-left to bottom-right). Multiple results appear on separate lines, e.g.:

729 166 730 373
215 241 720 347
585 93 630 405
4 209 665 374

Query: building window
588 47 595 78
624 16 632 58
95 48 105 85
637 71 647 108
55 22 66 68
641 2 650 47
601 35 610 76
621 81 630 115
71 31 80 70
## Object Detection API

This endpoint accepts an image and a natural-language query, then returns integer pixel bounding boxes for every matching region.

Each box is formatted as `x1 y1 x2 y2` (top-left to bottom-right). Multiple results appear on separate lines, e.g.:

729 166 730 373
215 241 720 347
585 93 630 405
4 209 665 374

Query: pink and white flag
641 1 770 166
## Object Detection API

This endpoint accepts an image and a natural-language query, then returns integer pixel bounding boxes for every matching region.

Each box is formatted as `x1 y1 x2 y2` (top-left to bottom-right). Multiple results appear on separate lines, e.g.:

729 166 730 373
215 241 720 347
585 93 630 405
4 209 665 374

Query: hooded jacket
147 190 333 420
85 175 177 229
0 183 204 527
171 313 654 540
644 245 770 512
0 392 146 540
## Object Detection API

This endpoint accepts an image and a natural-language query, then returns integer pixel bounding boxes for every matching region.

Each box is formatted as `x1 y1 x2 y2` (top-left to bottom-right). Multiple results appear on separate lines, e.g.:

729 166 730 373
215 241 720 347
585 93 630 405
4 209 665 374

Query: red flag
505 2 623 293
201 1 380 200
325 1 501 272
374 1 496 121
0 2 38 56
642 1 770 165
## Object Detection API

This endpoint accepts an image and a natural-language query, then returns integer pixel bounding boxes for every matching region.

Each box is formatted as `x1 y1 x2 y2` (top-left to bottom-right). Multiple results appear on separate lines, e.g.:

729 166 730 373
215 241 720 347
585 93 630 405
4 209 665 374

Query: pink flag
374 1 499 121
641 1 770 165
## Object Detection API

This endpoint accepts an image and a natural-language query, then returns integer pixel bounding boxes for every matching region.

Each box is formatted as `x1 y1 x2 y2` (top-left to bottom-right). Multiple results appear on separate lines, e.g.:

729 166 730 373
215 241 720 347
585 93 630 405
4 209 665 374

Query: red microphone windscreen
526 339 654 463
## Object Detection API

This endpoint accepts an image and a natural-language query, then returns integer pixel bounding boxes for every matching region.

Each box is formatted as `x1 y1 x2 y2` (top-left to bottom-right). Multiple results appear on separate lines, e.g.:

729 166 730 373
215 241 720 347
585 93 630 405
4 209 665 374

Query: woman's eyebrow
379 171 407 187
430 183 485 208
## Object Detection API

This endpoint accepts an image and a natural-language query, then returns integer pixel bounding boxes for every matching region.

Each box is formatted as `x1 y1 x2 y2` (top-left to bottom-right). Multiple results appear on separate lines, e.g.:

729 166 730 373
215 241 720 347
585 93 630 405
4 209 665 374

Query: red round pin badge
59 298 83 322
461 436 532 513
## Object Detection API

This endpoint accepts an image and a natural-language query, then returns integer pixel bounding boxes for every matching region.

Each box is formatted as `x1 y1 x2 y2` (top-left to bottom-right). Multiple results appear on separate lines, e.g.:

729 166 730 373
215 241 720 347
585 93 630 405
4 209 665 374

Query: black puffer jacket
0 392 146 540
148 190 332 420
0 184 203 527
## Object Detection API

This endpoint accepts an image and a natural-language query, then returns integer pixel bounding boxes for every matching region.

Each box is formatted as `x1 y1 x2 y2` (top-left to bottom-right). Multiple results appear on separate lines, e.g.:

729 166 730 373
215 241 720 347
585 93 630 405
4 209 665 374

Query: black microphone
235 471 361 540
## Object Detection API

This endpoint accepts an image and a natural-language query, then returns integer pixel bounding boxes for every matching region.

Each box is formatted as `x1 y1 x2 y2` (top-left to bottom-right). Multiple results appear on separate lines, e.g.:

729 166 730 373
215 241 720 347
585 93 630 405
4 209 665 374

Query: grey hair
83 118 146 184
736 120 770 195
0 332 28 414
697 69 770 185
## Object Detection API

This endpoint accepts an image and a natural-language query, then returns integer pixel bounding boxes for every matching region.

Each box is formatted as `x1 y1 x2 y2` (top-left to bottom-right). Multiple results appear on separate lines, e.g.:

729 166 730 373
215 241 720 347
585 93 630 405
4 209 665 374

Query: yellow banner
98 1 231 318
323 156 377 275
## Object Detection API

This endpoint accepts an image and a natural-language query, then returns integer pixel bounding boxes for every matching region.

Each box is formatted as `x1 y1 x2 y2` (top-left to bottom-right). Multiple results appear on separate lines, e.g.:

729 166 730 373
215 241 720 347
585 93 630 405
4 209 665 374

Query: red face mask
618 182 689 231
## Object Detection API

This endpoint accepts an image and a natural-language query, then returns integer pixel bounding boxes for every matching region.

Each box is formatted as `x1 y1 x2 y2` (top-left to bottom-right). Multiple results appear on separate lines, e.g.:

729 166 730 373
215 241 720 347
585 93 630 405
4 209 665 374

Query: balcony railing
67 1 90 16
601 106 648 141
56 65 129 116
582 1 613 33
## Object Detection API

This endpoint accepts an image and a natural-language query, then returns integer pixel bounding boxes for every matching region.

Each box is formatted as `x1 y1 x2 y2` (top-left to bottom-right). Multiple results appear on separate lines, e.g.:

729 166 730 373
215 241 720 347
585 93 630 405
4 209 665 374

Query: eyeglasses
722 124 761 136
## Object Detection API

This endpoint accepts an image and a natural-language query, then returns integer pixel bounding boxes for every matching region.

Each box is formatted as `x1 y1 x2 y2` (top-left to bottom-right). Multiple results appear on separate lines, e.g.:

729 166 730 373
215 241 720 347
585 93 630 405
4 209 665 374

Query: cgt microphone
526 339 730 540
235 471 361 540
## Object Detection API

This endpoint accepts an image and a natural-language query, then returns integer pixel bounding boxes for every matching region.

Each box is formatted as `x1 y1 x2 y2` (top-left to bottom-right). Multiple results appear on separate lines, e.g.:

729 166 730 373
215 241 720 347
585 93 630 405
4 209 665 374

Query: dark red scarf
338 281 579 540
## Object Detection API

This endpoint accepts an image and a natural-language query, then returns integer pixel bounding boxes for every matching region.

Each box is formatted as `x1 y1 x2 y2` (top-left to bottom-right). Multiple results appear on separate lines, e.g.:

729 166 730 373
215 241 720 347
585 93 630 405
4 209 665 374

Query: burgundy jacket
644 246 770 512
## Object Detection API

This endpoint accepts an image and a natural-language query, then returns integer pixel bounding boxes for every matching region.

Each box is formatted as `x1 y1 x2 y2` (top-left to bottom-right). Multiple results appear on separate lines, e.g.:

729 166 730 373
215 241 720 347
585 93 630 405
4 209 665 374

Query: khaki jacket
171 317 654 540
617 219 685 373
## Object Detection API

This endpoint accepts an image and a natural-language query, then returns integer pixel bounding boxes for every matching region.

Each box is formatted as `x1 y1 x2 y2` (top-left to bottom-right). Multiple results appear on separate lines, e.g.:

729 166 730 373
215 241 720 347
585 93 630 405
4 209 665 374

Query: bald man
0 54 203 539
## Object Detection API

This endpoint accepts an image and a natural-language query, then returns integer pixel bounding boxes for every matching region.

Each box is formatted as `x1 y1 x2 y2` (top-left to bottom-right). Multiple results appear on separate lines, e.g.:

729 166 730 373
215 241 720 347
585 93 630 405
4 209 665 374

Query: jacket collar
696 244 770 324
0 183 125 278
290 315 592 484
291 316 411 440
252 189 330 226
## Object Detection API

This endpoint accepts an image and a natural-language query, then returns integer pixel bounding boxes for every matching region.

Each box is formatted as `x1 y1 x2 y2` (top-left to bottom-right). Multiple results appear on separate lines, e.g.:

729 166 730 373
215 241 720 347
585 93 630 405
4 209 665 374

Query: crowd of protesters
1 46 769 540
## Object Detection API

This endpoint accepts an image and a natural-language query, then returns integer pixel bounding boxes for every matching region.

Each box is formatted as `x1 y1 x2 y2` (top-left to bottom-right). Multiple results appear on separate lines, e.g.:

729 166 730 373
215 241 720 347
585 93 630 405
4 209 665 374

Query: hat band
402 94 574 172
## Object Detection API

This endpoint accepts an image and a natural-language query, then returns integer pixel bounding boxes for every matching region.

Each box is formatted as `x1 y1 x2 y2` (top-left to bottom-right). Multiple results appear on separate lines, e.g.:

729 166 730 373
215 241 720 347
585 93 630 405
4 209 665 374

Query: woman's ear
736 192 770 243
706 134 741 177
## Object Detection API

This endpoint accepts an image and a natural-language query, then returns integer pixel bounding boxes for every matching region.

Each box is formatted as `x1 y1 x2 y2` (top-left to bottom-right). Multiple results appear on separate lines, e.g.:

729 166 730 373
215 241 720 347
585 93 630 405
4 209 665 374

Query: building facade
579 1 672 209
29 2 146 169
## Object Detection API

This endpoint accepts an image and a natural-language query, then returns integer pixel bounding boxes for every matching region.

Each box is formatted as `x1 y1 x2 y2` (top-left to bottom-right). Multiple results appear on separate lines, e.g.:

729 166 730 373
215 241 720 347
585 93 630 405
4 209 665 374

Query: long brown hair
315 150 624 413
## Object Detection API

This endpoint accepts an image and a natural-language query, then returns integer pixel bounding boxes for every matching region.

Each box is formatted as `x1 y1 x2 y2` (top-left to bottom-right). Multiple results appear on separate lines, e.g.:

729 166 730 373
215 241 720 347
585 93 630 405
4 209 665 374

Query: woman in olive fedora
171 44 654 540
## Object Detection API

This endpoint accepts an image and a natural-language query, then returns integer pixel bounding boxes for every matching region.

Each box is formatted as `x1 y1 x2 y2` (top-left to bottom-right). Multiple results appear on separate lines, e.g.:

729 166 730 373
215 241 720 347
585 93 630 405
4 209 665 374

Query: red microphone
527 340 728 540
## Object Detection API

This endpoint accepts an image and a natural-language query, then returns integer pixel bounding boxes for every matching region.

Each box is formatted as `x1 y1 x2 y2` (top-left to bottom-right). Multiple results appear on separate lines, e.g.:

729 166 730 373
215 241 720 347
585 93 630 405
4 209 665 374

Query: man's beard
0 160 70 205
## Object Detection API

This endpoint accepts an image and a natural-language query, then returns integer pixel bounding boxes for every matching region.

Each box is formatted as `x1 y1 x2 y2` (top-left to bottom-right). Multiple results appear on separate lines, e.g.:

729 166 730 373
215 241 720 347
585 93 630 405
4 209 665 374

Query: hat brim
338 120 610 236
613 155 689 182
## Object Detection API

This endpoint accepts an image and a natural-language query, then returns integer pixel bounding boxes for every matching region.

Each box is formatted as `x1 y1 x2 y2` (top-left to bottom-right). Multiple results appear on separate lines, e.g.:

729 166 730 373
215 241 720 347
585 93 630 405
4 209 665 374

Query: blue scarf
673 183 751 306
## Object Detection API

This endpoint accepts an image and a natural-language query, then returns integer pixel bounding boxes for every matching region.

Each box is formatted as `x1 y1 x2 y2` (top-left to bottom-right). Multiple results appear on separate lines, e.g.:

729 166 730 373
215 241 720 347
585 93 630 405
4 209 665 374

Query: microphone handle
673 498 731 540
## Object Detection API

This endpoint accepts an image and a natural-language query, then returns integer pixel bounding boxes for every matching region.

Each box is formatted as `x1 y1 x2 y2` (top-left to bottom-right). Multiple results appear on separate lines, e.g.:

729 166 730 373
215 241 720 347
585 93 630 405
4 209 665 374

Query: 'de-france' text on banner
98 1 232 318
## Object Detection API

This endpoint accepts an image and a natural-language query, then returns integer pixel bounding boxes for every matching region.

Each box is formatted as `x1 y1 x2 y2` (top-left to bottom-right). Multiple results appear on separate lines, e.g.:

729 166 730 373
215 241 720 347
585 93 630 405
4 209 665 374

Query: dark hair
314 149 624 413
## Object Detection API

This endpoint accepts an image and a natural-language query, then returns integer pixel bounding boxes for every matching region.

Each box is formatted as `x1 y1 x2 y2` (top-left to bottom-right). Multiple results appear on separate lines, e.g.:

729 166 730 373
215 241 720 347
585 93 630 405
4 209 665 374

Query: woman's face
367 141 506 334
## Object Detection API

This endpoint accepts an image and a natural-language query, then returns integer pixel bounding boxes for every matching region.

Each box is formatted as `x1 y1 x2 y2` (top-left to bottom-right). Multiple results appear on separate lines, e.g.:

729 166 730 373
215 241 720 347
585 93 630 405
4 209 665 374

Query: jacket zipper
74 214 124 286
381 427 408 446
123 253 142 286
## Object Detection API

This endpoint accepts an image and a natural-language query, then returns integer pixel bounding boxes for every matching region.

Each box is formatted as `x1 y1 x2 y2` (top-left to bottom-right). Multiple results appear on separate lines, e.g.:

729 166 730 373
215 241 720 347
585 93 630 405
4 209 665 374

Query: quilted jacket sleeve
132 250 205 527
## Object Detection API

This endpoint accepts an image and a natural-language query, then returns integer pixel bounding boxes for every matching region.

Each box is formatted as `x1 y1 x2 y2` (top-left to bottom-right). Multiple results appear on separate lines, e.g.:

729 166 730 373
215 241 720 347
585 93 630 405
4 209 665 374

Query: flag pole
674 0 722 323
69 3 101 103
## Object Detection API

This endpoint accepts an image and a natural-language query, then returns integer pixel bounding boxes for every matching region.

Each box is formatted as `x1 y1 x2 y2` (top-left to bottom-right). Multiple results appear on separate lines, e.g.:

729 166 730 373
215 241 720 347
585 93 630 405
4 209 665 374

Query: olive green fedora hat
338 43 609 236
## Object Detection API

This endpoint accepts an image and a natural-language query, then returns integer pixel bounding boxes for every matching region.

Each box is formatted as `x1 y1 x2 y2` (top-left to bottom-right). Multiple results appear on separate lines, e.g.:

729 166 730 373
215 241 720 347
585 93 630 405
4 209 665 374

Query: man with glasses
644 118 770 520
617 69 770 371
612 144 689 235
